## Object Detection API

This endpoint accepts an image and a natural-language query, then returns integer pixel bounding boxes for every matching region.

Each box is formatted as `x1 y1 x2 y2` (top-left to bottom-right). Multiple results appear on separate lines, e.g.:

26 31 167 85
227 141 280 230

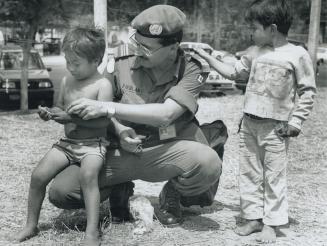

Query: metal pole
213 0 221 49
307 0 321 72
94 0 108 48
196 0 202 43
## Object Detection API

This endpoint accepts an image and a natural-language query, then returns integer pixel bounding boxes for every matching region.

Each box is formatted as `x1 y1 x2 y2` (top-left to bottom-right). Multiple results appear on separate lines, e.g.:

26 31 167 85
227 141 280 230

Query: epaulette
190 53 211 73
112 43 135 60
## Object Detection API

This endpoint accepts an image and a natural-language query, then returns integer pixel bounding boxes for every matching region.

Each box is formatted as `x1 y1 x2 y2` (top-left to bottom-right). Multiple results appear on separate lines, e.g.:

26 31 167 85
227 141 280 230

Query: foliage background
1 0 326 53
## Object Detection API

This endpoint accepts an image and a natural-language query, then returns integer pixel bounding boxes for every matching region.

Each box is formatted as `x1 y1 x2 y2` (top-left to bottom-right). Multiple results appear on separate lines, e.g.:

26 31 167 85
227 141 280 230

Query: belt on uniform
244 113 266 120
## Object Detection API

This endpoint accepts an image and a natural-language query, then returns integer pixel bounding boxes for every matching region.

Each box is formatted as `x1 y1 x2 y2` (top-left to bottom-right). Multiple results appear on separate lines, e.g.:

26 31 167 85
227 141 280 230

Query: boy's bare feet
256 224 276 243
235 219 263 236
82 231 101 246
15 226 39 242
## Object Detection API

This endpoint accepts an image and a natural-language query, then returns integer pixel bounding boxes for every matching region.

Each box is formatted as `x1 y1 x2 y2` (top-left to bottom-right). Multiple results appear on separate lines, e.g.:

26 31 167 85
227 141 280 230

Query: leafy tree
0 0 70 112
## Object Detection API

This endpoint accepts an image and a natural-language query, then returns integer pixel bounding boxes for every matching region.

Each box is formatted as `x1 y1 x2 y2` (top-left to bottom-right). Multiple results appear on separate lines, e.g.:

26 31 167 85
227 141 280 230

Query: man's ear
170 43 179 52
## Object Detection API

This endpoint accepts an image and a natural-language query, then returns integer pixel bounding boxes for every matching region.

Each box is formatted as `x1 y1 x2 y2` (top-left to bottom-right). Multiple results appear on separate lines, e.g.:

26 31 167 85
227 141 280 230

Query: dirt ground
0 88 326 246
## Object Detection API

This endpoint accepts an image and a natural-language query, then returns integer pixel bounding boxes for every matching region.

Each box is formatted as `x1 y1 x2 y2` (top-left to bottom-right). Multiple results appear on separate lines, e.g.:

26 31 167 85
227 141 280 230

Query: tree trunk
213 0 221 49
94 0 107 48
196 0 202 43
20 24 35 112
307 0 321 73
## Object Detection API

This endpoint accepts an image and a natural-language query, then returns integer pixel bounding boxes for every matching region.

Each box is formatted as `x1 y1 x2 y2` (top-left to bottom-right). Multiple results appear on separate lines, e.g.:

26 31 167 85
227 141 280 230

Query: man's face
131 32 176 68
250 21 273 47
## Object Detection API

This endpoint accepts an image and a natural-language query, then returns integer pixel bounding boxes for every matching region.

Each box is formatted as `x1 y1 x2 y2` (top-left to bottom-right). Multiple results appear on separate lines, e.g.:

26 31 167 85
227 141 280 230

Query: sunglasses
129 33 165 57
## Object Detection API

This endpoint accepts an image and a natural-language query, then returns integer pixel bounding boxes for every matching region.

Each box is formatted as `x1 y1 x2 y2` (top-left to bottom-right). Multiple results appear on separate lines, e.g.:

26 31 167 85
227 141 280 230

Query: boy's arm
49 77 71 124
195 48 250 81
288 52 316 132
56 77 66 110
195 48 237 80
38 78 66 122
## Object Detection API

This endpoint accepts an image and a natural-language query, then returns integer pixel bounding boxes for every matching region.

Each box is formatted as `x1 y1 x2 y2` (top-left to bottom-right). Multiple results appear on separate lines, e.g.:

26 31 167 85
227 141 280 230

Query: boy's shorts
53 137 109 165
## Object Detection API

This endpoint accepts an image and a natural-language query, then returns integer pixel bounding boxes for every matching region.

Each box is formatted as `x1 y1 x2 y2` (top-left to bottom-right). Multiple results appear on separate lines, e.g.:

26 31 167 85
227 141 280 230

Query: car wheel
200 91 215 98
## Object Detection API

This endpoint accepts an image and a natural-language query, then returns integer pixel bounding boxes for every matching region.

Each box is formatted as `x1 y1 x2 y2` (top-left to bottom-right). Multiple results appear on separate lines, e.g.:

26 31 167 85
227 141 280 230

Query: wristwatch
106 106 116 118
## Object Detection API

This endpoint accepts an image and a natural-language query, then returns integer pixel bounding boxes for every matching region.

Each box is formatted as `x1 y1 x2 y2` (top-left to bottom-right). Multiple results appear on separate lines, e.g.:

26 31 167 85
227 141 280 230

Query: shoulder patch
196 74 204 83
99 44 135 74
190 53 211 73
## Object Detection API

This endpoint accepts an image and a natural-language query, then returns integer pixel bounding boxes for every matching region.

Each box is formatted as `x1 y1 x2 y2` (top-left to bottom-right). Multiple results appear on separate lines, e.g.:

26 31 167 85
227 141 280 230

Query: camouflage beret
131 5 186 38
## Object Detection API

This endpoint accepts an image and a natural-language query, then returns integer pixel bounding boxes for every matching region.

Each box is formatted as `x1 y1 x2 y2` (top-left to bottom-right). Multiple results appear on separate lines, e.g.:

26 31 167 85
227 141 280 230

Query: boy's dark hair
62 27 105 64
245 0 293 35
158 30 183 46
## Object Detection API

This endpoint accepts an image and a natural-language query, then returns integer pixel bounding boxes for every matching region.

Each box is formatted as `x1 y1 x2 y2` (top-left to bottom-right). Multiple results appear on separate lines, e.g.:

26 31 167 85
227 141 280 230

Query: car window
0 51 44 70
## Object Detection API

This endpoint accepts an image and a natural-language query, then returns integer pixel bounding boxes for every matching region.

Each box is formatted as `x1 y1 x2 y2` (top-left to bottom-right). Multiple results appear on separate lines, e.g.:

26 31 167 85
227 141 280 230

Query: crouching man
49 4 225 226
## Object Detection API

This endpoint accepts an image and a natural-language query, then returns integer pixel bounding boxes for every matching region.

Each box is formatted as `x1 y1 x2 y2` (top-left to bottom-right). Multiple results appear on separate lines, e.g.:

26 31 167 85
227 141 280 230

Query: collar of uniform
130 56 142 70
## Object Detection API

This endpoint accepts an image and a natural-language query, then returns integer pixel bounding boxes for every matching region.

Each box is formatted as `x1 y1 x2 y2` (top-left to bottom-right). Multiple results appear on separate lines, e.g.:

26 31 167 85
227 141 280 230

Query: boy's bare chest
64 83 99 105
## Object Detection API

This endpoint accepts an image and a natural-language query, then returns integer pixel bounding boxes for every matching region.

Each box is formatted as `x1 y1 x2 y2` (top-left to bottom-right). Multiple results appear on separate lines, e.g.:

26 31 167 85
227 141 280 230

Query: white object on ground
129 195 154 235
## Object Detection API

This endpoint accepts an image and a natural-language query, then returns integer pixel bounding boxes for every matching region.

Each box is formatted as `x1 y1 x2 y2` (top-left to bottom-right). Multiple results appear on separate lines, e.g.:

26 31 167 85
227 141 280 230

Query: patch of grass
1 88 327 245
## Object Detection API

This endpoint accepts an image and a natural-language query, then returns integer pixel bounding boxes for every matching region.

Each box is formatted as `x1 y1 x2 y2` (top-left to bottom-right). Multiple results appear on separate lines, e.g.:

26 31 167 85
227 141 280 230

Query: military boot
157 181 182 226
109 181 135 223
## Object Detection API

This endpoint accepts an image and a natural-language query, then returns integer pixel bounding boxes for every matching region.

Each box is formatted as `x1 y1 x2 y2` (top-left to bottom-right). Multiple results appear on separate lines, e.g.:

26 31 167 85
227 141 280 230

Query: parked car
0 45 54 108
287 38 307 50
180 42 235 96
42 37 61 55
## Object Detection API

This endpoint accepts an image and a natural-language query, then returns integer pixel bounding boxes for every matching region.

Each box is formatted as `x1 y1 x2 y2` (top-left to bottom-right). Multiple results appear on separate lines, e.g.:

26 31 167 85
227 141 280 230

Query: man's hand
51 111 72 124
66 98 107 120
119 128 145 153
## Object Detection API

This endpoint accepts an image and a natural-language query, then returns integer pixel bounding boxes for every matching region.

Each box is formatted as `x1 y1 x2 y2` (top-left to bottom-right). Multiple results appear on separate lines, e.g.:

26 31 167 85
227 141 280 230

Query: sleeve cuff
288 117 303 131
164 86 198 115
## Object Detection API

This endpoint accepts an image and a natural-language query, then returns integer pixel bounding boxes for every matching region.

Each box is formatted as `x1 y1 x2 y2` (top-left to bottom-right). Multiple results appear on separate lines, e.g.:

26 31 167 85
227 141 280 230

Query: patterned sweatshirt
235 43 316 130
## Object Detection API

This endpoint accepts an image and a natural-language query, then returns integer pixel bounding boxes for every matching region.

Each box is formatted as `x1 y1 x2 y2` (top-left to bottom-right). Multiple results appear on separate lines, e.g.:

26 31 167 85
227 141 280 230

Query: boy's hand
286 125 301 137
38 106 53 121
275 123 301 138
193 48 211 59
52 111 72 124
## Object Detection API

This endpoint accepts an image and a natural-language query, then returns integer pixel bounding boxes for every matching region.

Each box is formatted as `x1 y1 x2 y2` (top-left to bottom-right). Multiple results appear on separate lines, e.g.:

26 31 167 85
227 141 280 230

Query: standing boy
195 0 316 243
16 27 112 246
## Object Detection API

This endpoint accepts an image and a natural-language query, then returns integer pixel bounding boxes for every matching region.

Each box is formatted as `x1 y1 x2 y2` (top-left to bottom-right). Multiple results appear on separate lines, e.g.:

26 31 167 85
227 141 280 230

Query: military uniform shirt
106 49 210 146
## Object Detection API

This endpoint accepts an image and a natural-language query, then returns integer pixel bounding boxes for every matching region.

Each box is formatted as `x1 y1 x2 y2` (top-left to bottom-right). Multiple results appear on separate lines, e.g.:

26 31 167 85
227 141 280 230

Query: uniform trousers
239 115 289 226
49 140 221 209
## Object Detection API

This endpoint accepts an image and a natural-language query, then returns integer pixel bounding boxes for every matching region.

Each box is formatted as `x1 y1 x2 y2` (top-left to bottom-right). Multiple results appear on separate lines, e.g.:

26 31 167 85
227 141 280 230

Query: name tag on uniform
159 124 176 140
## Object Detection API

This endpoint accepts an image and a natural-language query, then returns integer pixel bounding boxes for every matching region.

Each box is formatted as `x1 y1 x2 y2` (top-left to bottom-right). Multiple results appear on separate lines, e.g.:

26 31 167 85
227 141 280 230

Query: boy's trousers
239 115 289 226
